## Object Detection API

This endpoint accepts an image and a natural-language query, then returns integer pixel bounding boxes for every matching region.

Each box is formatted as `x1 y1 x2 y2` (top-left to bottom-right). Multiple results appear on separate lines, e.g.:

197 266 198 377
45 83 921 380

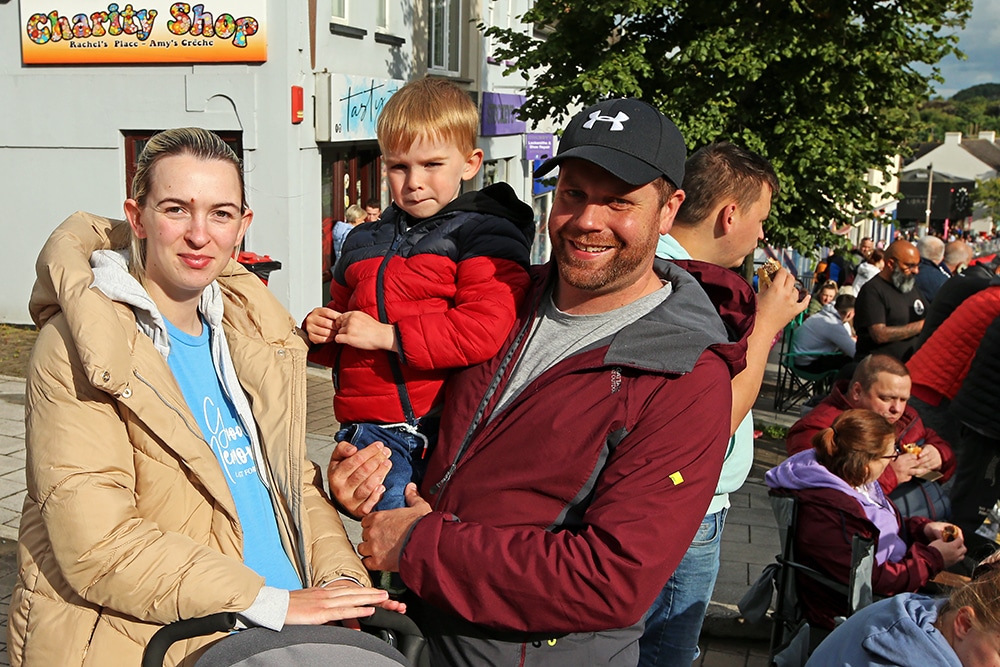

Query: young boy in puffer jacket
304 79 533 523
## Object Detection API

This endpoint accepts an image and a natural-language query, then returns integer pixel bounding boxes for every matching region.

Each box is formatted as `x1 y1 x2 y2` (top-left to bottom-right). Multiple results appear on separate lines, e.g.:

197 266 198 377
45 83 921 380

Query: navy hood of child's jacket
428 182 535 244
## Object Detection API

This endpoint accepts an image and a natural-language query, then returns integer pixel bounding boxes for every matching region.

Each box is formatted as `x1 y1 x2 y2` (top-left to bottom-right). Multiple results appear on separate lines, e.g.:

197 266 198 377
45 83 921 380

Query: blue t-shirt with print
165 318 301 591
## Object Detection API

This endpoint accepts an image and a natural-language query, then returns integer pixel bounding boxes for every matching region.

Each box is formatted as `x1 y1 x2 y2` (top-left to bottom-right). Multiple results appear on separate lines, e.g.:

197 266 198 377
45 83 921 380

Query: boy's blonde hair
377 78 479 156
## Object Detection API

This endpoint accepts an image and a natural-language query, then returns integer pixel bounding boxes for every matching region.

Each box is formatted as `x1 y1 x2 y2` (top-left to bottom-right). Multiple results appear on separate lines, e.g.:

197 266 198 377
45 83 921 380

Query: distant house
903 131 1000 181
898 132 999 231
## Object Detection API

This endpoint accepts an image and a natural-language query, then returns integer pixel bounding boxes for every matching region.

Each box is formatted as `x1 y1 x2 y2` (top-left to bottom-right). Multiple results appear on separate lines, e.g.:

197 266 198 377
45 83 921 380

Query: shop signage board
481 92 526 137
20 1 268 64
525 133 554 161
328 74 405 142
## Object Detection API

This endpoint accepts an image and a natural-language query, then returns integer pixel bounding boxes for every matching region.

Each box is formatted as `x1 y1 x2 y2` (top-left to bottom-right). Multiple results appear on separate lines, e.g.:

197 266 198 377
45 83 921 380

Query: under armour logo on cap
582 111 630 131
532 98 687 187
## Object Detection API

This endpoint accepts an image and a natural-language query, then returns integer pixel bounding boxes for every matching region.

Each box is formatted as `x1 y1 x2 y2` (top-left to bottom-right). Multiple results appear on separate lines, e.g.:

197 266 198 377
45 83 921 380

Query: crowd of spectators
766 226 1000 664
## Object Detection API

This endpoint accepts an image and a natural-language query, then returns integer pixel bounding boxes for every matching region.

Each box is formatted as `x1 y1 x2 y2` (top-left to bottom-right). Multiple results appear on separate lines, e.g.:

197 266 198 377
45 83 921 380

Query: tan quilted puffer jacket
8 212 368 666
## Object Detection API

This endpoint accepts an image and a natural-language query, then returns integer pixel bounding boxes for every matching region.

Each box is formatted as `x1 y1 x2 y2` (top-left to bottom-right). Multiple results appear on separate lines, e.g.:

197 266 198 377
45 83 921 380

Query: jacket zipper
427 285 544 502
376 218 419 424
133 370 205 442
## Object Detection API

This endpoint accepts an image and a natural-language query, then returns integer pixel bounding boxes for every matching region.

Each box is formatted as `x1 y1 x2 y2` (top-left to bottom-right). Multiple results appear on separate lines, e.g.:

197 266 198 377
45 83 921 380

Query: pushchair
141 608 428 667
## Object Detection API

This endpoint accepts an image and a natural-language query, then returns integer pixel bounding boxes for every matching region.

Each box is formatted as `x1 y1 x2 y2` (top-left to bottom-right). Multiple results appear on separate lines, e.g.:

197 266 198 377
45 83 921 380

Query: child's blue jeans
336 419 438 511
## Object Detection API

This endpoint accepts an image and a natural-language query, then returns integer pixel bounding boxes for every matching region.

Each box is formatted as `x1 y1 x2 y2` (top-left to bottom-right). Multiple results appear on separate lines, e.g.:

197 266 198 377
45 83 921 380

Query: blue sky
932 0 1000 98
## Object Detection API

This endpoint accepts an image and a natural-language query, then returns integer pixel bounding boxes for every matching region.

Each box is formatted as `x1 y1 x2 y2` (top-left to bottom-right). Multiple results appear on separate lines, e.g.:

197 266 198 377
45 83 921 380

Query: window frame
429 0 461 75
331 0 346 22
376 0 388 29
123 130 243 200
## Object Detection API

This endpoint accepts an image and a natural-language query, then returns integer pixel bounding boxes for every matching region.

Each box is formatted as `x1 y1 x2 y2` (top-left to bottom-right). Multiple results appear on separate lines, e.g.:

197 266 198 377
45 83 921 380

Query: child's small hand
304 307 343 344
335 311 398 353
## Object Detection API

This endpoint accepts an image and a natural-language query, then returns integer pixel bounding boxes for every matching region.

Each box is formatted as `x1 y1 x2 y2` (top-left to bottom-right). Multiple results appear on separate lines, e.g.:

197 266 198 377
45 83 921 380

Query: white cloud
934 0 1000 97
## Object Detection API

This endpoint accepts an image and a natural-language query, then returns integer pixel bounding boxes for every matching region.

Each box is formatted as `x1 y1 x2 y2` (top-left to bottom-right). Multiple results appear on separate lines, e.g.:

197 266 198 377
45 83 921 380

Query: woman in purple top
765 409 967 629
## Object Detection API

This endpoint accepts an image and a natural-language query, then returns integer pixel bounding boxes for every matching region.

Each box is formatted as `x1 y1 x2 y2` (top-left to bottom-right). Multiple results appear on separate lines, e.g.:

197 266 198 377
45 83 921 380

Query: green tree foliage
952 83 1000 102
486 0 971 252
917 91 1000 140
975 178 1000 220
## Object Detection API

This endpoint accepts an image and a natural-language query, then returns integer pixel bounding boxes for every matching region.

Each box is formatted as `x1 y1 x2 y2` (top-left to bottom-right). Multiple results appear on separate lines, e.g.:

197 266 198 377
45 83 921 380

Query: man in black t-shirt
854 239 926 361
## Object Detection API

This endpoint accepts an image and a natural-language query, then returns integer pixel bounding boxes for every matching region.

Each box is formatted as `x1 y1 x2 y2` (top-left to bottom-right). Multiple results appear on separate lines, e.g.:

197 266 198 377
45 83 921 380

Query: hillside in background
918 83 1000 141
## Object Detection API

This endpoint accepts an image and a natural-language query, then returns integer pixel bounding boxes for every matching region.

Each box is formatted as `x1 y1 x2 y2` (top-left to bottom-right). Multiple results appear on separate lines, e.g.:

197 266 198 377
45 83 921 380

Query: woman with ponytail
765 409 967 630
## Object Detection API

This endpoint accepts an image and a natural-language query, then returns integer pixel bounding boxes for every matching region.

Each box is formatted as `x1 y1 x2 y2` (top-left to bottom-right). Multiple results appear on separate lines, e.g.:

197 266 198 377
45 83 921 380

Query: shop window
482 158 508 188
429 0 461 75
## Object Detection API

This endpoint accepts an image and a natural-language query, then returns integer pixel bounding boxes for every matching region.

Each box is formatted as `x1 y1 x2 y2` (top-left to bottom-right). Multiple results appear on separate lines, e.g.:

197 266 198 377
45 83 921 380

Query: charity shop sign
20 2 267 65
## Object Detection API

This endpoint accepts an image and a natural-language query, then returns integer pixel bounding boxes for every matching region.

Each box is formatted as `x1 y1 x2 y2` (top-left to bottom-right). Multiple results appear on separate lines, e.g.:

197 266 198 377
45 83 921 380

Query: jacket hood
531 257 753 378
392 182 536 243
669 259 755 368
858 595 957 666
765 449 856 493
90 249 225 360
826 379 853 409
767 450 907 564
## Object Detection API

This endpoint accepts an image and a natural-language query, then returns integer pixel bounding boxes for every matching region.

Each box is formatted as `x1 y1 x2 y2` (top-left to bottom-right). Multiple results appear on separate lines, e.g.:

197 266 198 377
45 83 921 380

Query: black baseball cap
534 98 686 187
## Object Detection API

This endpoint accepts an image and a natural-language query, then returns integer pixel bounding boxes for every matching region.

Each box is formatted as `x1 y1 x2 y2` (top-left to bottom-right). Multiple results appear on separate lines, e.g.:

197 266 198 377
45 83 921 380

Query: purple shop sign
526 133 554 161
481 92 526 136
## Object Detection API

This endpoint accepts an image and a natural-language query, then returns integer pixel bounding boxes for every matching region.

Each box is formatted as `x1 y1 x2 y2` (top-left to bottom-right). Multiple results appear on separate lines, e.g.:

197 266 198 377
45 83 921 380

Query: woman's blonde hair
128 128 245 282
942 550 1000 633
376 78 479 157
812 409 895 487
345 204 366 225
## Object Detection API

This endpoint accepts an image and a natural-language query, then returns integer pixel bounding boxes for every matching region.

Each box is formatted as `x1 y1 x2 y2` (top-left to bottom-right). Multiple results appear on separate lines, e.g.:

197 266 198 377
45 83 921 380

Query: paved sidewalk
0 364 800 666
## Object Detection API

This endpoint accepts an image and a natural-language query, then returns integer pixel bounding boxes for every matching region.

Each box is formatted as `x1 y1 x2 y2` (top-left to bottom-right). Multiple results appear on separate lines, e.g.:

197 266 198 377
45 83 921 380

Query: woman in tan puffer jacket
8 129 400 666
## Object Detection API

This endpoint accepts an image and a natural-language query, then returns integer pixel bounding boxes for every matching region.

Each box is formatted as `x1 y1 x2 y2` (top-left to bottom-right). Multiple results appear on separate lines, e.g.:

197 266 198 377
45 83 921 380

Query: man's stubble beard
553 226 660 293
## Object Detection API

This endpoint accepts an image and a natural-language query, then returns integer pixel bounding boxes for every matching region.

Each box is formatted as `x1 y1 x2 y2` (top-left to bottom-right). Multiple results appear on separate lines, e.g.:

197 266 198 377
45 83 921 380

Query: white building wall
0 3 314 324
1 1 550 325
903 134 996 182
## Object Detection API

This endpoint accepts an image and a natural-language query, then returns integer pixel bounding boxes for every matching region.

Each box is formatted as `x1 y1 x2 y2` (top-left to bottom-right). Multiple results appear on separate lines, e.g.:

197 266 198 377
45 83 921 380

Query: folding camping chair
739 495 876 667
772 316 841 413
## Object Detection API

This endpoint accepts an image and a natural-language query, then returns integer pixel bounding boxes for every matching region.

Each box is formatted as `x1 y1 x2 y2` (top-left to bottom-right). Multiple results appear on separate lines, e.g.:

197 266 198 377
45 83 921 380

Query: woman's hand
928 535 967 568
328 580 408 629
286 583 394 625
924 521 961 542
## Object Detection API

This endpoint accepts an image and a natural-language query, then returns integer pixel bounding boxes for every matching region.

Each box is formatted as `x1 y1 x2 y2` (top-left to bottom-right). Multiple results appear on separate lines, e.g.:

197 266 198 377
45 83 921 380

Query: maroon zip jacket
769 486 942 630
400 259 754 642
785 380 956 494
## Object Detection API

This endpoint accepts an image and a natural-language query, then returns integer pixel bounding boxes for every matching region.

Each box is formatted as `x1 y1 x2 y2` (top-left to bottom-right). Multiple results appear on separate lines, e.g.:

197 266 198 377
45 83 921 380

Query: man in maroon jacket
329 99 755 666
786 354 955 505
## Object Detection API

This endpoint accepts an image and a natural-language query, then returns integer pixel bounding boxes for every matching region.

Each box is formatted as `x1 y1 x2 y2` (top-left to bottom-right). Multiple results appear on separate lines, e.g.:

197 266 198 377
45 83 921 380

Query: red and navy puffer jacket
309 183 534 424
